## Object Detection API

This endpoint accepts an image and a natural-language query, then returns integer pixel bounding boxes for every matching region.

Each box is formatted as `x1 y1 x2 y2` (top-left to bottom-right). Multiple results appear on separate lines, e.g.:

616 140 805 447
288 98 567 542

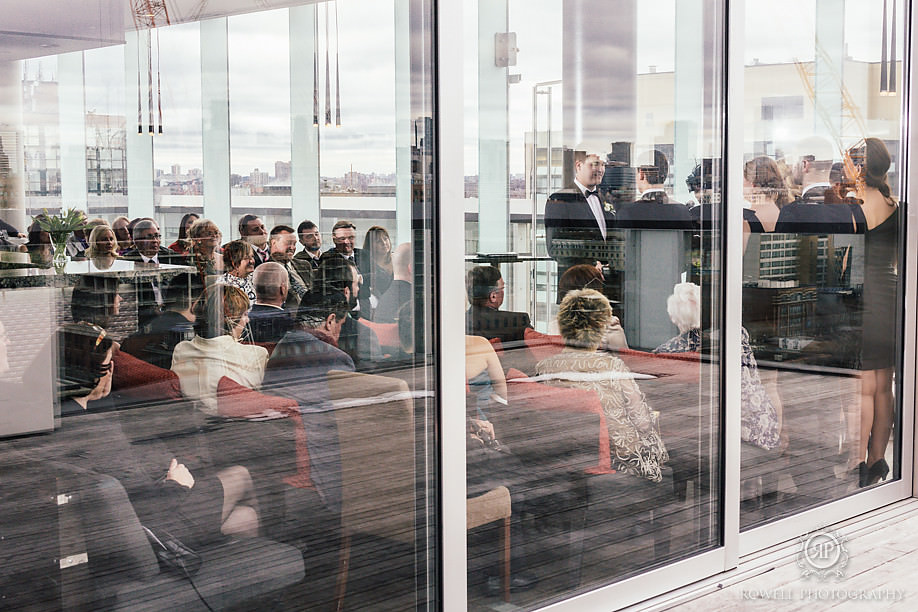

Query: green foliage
33 208 86 239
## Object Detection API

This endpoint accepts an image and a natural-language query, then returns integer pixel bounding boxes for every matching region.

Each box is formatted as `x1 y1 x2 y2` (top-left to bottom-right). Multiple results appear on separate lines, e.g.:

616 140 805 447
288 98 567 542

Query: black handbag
142 525 203 577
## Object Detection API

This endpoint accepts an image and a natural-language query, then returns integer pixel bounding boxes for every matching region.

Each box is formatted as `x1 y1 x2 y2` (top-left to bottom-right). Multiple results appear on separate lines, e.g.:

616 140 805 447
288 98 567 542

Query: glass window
0 2 436 610
463 0 724 605
740 0 905 529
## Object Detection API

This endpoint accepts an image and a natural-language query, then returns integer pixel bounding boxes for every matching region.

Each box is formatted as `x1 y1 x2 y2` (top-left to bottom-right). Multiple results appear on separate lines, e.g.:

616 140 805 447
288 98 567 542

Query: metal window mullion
722 0 745 571
436 0 467 610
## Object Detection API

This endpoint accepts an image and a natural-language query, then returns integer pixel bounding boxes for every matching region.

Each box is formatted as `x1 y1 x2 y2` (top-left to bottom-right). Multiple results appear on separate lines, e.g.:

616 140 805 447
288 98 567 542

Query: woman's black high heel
857 462 869 488
867 459 890 485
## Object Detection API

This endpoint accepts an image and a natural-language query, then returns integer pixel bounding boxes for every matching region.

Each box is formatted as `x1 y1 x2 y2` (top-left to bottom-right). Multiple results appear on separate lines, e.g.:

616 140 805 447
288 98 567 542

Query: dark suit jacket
466 305 532 344
263 329 355 513
338 314 382 370
320 248 372 314
614 193 693 229
545 187 616 281
248 303 297 343
122 247 191 329
374 279 411 324
123 310 195 369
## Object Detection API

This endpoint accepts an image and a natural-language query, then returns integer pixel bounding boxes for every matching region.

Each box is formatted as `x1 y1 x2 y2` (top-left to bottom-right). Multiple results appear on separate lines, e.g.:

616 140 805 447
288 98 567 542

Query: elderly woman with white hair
654 282 783 451
536 289 668 482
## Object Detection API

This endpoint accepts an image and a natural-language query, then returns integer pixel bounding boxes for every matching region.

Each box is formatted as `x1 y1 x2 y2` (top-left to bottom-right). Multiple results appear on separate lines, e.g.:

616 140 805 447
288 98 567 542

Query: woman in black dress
359 225 394 319
848 138 899 486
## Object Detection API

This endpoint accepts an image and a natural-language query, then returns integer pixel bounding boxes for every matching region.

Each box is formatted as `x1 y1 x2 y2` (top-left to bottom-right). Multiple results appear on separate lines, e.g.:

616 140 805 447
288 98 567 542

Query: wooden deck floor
649 500 918 611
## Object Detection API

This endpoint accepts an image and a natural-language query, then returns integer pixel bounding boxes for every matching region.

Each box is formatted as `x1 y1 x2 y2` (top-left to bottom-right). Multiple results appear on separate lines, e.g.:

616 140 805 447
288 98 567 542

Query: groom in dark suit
545 151 614 289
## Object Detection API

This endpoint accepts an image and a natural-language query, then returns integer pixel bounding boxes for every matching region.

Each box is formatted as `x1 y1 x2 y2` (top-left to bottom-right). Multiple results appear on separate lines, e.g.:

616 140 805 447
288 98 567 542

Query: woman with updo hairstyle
743 155 791 233
219 240 257 308
847 137 898 486
171 285 267 415
548 264 628 348
655 283 783 451
536 289 668 482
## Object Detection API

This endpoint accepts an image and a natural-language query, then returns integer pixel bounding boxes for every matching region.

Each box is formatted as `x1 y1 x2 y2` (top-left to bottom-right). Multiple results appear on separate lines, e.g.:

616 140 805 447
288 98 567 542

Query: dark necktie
585 189 598 198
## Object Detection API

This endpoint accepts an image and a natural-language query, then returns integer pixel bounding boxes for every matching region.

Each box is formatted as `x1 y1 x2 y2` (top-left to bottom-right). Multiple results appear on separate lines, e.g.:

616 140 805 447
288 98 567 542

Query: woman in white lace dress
536 289 668 482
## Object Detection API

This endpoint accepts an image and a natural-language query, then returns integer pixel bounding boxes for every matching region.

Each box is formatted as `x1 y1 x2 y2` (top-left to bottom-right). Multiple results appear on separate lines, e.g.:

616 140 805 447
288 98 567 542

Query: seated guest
293 220 322 271
111 216 133 254
465 265 532 344
171 285 268 415
65 210 89 260
86 224 119 269
547 264 627 349
219 240 257 308
314 254 382 369
187 218 223 281
654 282 782 450
25 218 53 266
536 289 668 482
249 262 297 343
262 286 355 514
57 322 260 543
168 212 199 255
375 242 412 324
124 273 201 369
269 225 310 309
237 214 270 266
123 219 188 328
122 219 184 264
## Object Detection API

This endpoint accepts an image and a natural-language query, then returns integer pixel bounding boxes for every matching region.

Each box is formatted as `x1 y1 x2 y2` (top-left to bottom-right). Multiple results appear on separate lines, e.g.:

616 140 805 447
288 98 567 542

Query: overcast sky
22 0 904 177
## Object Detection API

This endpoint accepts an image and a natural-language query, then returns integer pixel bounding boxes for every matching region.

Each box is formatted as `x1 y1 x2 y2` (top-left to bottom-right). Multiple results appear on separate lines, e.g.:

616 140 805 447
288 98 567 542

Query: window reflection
0 0 435 609
740 0 904 529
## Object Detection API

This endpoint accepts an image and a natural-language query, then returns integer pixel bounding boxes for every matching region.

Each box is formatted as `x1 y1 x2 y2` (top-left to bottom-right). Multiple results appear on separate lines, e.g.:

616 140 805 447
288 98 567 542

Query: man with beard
314 253 382 370
238 214 270 267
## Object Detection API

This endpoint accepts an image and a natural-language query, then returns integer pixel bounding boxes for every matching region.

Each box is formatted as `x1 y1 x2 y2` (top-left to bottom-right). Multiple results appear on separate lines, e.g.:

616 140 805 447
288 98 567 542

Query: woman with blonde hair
536 289 668 481
171 285 267 415
187 218 224 281
85 224 119 267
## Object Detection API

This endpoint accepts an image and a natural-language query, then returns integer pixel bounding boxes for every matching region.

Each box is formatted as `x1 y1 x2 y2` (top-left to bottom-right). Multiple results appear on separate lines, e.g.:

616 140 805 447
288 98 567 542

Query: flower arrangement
33 208 86 269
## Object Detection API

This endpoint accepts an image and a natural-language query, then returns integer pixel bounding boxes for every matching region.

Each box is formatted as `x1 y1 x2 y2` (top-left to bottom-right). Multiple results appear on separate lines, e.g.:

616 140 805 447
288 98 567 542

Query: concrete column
124 30 155 220
200 18 232 236
58 52 87 210
0 60 25 231
562 0 637 153
477 0 509 253
290 6 321 231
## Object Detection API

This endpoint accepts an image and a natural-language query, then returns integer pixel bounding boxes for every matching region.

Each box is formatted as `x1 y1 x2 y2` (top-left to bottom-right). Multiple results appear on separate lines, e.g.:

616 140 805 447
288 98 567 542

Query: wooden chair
327 370 417 611
467 486 511 602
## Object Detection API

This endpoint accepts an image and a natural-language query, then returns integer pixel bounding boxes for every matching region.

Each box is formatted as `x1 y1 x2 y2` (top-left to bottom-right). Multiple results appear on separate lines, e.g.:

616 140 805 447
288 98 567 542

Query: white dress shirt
574 178 607 240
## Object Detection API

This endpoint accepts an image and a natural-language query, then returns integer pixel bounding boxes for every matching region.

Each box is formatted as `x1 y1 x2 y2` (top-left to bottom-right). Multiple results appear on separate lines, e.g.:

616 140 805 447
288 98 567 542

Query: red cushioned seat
111 349 183 402
215 377 313 489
